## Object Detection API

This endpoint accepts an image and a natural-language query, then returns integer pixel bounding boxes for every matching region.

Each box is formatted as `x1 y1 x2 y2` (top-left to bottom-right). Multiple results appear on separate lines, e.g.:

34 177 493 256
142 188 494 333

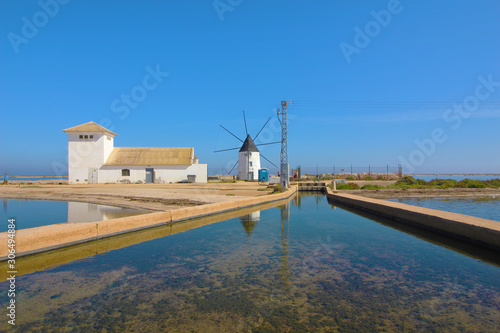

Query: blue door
145 168 154 183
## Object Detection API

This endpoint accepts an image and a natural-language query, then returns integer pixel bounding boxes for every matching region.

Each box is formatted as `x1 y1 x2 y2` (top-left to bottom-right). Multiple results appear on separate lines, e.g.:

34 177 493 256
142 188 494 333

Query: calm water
1 194 499 332
388 197 500 221
1 199 151 232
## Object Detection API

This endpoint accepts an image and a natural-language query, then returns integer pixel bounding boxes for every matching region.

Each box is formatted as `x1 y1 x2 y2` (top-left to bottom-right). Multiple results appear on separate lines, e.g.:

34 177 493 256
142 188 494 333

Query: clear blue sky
1 0 499 175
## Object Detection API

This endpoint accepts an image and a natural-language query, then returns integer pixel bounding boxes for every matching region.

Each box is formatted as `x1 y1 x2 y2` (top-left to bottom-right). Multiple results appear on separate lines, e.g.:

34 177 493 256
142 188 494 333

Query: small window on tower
84 135 88 139
79 135 83 139
249 162 253 166
122 169 130 177
89 135 94 139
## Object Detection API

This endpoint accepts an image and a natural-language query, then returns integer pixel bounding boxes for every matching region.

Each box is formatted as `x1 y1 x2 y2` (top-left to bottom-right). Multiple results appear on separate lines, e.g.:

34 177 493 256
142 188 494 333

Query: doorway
145 168 154 183
88 168 98 184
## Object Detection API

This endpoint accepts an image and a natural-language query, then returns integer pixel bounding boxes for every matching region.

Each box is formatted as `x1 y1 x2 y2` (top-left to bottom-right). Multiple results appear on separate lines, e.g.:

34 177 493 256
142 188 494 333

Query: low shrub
361 184 385 190
427 178 457 188
456 179 486 188
388 177 499 189
337 183 360 190
485 178 500 187
272 184 287 193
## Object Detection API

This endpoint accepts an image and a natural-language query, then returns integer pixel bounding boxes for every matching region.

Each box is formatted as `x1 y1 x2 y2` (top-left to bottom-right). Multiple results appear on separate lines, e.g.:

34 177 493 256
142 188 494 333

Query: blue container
258 169 269 182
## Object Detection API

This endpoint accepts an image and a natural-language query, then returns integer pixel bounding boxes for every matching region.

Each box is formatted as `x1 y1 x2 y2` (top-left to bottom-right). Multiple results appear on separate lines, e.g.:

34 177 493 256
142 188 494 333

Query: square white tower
63 121 117 184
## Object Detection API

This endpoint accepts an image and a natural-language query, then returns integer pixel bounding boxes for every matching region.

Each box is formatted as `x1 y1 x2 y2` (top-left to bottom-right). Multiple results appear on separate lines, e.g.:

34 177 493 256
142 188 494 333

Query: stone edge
326 188 500 251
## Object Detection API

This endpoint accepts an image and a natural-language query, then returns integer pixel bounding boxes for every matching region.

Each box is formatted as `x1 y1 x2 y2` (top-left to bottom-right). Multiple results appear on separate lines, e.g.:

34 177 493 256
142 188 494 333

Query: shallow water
387 197 500 221
0 199 151 232
1 194 499 332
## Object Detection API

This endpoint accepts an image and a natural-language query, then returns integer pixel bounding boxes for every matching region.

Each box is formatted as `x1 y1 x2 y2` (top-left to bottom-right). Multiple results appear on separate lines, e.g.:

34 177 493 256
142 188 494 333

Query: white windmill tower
238 134 261 180
215 111 279 180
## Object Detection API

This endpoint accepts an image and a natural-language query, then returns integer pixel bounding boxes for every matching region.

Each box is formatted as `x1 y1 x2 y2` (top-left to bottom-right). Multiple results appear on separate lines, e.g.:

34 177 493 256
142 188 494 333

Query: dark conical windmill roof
239 135 259 152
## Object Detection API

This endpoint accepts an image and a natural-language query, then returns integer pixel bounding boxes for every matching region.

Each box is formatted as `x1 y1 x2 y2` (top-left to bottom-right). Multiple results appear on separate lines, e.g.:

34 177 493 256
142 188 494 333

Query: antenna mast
278 101 289 188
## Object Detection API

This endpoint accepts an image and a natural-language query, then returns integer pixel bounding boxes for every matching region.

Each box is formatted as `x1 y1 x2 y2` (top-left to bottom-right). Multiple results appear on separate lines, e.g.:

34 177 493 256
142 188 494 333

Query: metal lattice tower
279 101 289 188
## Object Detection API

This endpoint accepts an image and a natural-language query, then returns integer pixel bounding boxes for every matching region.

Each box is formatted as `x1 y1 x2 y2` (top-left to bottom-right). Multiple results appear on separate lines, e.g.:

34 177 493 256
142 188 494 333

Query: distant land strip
10 175 68 178
408 174 500 177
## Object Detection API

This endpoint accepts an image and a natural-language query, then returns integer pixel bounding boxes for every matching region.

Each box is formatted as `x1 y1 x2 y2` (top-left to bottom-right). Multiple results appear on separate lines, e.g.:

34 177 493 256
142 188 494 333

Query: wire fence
299 165 401 175
296 165 403 180
209 165 403 180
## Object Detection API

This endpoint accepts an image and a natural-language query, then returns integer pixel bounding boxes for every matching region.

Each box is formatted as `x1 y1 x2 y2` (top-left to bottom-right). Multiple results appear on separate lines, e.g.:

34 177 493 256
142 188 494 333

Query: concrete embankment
0 187 296 260
0 197 294 280
326 188 500 251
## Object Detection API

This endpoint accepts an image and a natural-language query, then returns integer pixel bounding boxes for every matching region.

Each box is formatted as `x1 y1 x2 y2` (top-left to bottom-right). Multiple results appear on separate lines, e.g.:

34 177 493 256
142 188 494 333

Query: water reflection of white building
67 202 148 222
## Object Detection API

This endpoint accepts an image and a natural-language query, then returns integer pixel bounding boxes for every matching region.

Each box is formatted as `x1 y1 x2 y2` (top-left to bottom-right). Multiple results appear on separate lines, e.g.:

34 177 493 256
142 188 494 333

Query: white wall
186 164 207 183
67 133 114 184
98 164 207 183
238 151 261 180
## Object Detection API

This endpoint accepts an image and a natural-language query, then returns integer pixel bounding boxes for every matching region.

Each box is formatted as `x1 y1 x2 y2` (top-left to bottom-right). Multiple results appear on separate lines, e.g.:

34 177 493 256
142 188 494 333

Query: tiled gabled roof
104 147 194 166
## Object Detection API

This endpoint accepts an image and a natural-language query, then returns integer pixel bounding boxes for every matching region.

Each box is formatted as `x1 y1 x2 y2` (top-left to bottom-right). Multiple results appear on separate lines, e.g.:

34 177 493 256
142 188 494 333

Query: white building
63 121 207 184
238 135 261 181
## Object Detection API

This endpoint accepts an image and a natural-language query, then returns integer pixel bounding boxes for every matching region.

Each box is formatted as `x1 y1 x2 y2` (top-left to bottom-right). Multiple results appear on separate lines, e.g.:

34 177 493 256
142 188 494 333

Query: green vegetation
361 184 385 190
346 176 355 180
334 176 500 191
387 176 500 189
336 183 360 190
271 184 288 193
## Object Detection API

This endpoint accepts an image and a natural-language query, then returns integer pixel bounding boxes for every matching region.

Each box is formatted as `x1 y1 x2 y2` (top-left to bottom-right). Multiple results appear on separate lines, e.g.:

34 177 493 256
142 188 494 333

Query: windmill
215 111 280 180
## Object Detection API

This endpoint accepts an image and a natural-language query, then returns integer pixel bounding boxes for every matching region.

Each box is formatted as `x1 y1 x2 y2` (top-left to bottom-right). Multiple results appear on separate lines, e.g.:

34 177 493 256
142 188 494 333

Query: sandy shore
0 182 273 211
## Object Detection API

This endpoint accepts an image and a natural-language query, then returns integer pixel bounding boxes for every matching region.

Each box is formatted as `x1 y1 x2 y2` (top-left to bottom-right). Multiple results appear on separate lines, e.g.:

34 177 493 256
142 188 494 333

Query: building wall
238 151 261 180
66 129 206 184
98 164 208 183
67 133 114 184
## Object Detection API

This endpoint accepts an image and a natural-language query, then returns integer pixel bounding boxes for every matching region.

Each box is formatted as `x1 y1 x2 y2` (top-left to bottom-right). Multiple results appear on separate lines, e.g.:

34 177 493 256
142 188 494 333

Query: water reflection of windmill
240 211 260 237
215 111 280 180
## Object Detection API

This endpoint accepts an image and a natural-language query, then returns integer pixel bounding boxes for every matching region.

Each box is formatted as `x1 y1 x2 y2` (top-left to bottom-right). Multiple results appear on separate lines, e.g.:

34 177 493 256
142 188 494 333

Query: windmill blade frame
214 147 241 153
219 125 243 143
243 110 248 136
254 117 272 141
228 160 238 174
261 153 278 169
